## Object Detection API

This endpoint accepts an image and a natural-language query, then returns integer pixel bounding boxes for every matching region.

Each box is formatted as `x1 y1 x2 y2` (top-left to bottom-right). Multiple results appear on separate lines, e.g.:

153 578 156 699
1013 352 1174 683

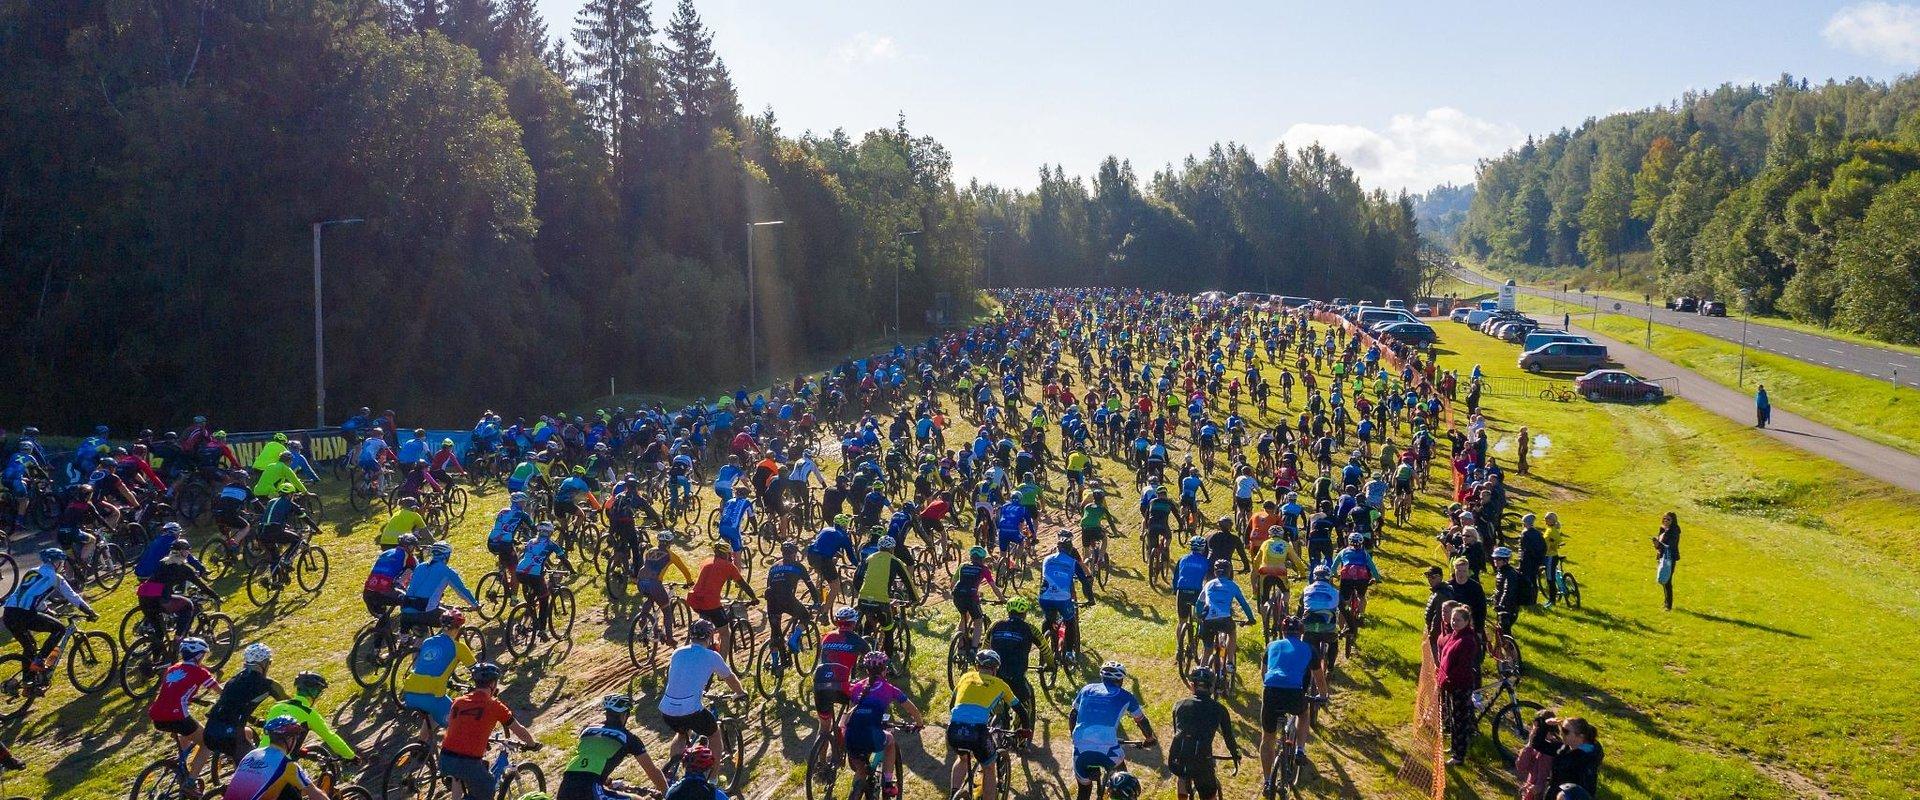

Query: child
1513 708 1559 800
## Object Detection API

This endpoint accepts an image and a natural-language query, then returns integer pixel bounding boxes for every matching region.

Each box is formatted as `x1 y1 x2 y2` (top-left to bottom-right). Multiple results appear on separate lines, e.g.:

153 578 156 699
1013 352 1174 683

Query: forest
1457 74 1920 345
0 1 1419 430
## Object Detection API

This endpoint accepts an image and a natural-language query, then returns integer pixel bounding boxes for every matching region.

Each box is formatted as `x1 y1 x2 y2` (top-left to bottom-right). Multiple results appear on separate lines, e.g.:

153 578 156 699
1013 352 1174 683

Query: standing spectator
1437 605 1481 766
1446 557 1487 643
1421 565 1453 654
1541 512 1565 606
1518 514 1547 607
1516 425 1530 475
1653 512 1681 611
1754 384 1770 429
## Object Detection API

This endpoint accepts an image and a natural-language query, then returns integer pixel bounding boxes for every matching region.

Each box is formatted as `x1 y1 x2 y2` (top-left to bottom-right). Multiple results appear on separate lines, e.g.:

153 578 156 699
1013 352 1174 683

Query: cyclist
658 619 748 775
1332 532 1382 625
378 496 430 549
607 480 664 573
428 438 465 486
1192 560 1255 675
203 643 287 762
951 546 1003 650
1261 616 1316 781
1038 533 1095 662
557 693 669 800
147 637 221 792
219 715 329 800
716 483 756 555
987 596 1048 739
487 493 535 591
400 542 481 632
264 671 356 763
1491 545 1523 644
250 448 308 499
663 744 726 800
851 536 919 639
687 544 757 661
515 522 572 638
805 514 859 609
553 465 595 530
136 540 219 654
633 530 694 642
401 609 476 730
1078 488 1118 561
1253 519 1303 624
1167 666 1241 800
254 482 305 579
813 607 870 727
764 541 822 662
212 471 252 545
439 662 542 800
946 649 1018 800
1297 566 1341 694
1069 661 1157 800
1177 467 1209 529
1205 515 1250 573
505 452 544 495
363 533 418 621
992 498 1035 558
842 651 925 797
1172 536 1210 627
3 548 97 668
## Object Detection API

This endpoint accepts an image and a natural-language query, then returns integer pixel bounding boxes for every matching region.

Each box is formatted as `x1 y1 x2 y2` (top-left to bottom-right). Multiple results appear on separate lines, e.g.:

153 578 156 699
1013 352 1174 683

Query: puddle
1491 434 1552 458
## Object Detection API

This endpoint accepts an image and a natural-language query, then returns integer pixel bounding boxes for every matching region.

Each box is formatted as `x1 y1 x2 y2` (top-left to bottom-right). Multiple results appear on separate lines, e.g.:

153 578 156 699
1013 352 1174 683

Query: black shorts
1199 617 1236 643
695 607 733 627
946 722 994 759
1262 686 1307 733
1338 578 1369 603
1305 631 1339 670
1496 611 1518 632
152 717 201 737
487 539 517 558
1175 590 1199 619
953 592 983 618
662 709 718 737
256 525 300 546
807 553 837 578
1168 754 1219 795
202 719 251 760
813 687 849 718
1234 496 1253 513
1078 526 1104 548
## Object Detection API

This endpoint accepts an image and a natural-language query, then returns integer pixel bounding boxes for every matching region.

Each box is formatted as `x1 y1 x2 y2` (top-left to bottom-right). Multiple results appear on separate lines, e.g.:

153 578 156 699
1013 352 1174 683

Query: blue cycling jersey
1264 637 1314 689
1172 553 1211 592
719 497 753 535
404 561 478 611
1038 552 1084 602
807 526 856 562
1299 580 1340 613
1193 577 1253 621
1070 682 1142 754
370 547 412 579
489 508 531 544
516 537 564 575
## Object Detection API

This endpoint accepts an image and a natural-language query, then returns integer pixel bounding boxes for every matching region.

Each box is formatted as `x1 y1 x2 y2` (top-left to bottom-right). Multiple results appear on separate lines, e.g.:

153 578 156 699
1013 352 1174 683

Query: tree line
0 0 1420 432
1456 74 1920 344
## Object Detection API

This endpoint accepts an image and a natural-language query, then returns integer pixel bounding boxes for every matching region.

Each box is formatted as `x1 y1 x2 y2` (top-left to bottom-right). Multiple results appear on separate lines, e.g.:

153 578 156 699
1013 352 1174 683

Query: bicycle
1263 695 1325 798
503 568 578 658
753 606 819 703
626 583 691 673
1538 385 1574 402
385 733 545 800
0 608 118 721
119 604 237 699
1472 660 1542 762
0 759 27 800
944 721 1020 800
1034 600 1089 694
1542 558 1581 609
300 747 376 800
245 534 330 607
130 728 232 800
666 692 746 793
1081 742 1152 800
945 599 1001 692
843 719 920 800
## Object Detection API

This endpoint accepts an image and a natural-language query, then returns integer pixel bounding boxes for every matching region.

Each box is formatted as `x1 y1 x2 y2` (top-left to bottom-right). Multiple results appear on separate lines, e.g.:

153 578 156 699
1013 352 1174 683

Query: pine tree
443 0 498 57
495 0 549 63
662 0 722 142
572 0 656 164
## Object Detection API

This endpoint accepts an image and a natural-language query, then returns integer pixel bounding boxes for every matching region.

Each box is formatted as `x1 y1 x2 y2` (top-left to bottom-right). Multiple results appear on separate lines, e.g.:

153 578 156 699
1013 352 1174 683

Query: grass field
8 313 1919 799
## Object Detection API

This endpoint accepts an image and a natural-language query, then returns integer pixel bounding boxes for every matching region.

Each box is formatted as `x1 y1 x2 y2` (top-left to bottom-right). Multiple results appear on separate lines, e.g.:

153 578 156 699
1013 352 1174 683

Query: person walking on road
1754 384 1770 429
1653 512 1681 611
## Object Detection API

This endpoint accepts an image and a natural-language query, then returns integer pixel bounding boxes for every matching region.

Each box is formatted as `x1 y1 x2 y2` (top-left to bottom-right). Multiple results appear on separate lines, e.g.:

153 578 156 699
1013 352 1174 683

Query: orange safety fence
1397 637 1448 799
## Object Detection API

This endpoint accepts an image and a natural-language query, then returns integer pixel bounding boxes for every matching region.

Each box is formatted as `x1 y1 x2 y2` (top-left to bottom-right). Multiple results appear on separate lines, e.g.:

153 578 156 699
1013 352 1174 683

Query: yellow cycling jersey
1066 453 1090 472
949 670 1015 725
379 509 428 545
1258 536 1300 574
856 551 916 604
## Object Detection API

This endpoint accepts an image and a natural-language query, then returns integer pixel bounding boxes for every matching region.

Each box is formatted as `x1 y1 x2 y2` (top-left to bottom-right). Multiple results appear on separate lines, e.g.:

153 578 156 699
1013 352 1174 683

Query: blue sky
536 1 1920 192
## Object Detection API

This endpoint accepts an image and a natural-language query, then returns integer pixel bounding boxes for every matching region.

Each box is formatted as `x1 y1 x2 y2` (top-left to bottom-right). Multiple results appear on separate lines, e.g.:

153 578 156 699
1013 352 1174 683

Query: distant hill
1412 182 1474 250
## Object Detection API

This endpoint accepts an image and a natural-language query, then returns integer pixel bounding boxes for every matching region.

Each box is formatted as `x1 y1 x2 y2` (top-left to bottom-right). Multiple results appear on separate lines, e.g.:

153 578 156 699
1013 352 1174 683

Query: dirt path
1571 324 1920 493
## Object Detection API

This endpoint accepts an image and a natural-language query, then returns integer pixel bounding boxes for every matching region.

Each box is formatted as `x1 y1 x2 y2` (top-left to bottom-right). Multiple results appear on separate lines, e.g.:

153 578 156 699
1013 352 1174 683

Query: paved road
1568 323 1920 493
1451 266 1920 387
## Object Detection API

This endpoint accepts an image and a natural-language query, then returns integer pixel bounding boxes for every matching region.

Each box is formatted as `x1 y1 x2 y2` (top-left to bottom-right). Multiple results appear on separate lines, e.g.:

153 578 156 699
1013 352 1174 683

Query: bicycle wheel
296 545 330 593
118 640 163 700
89 542 125 593
197 613 237 671
64 630 118 694
502 762 544 798
348 480 372 514
716 719 746 793
244 561 283 607
0 553 15 602
804 731 844 800
626 615 658 672
1563 573 1582 608
1490 699 1544 762
945 632 971 693
446 486 469 522
381 742 440 800
474 572 512 621
333 786 373 800
1495 634 1524 674
347 625 393 689
504 604 539 659
0 655 35 722
129 756 184 800
551 588 577 641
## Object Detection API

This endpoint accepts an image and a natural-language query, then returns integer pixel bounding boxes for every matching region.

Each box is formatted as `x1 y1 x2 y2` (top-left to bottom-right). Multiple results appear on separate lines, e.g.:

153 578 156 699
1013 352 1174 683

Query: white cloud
1825 3 1920 63
1277 107 1523 192
833 32 898 64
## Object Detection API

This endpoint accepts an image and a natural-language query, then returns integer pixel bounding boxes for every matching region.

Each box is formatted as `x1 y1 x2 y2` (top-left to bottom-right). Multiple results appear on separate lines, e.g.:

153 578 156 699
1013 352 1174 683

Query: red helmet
683 743 716 772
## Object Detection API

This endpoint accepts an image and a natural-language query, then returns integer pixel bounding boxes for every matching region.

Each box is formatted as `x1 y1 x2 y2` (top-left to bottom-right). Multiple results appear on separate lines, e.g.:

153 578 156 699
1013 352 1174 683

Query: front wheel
1490 699 1544 762
381 741 440 800
1562 573 1582 608
67 630 120 694
501 762 545 799
295 546 330 593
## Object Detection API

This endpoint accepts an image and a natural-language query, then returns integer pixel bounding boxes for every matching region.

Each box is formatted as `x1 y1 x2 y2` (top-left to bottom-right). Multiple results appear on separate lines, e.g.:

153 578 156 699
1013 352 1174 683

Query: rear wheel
0 655 36 722
474 571 512 621
1490 699 1544 762
65 631 119 695
347 624 394 689
1563 574 1582 608
501 763 544 799
381 742 440 800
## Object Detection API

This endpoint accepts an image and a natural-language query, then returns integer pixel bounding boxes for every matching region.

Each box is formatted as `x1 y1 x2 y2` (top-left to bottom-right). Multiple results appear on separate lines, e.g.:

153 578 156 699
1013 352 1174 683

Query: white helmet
242 642 274 667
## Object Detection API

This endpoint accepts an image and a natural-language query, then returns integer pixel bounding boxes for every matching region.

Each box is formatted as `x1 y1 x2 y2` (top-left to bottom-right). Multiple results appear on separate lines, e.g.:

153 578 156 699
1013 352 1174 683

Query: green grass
11 317 1920 799
1507 291 1920 458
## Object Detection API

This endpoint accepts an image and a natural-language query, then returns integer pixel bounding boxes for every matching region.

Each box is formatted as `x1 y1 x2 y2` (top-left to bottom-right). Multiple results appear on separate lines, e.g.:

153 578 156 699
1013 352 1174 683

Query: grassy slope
12 317 1920 799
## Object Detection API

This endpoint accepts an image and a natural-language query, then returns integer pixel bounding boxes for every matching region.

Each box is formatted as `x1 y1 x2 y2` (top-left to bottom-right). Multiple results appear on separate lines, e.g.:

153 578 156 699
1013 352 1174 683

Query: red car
1575 369 1664 402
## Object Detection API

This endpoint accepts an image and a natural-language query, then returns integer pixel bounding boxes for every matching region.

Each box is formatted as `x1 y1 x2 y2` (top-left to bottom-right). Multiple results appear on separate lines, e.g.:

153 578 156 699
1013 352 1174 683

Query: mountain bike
845 720 920 800
1081 744 1151 800
1473 660 1541 762
0 608 117 721
1263 695 1326 798
130 727 231 800
665 693 746 793
626 584 691 674
944 721 1021 800
120 604 236 699
245 535 329 607
503 569 578 658
753 606 819 703
1542 558 1581 609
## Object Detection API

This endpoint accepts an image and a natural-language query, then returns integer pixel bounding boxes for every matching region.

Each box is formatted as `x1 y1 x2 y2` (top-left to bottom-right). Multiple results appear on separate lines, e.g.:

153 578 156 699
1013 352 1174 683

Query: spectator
1518 514 1547 606
1437 605 1481 766
1653 512 1681 611
1548 717 1603 795
1755 384 1770 429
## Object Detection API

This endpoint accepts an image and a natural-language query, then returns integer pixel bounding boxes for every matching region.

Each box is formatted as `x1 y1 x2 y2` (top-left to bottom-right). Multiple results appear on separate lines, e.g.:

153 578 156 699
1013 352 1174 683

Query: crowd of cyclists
0 286 1604 800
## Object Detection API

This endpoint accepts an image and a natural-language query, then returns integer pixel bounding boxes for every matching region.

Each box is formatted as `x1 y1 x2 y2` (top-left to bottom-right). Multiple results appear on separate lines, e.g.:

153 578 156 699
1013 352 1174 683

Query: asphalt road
1451 267 1920 387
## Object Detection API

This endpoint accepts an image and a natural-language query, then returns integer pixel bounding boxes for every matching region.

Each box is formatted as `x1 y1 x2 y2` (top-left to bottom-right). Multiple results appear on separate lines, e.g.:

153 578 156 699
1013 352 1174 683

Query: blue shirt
1299 580 1340 615
995 503 1029 541
1331 547 1379 581
404 560 478 611
1172 553 1212 592
1039 552 1086 602
719 497 754 536
1071 682 1143 754
489 508 531 544
516 537 564 575
555 476 590 504
1263 637 1314 689
1193 577 1253 621
396 438 429 465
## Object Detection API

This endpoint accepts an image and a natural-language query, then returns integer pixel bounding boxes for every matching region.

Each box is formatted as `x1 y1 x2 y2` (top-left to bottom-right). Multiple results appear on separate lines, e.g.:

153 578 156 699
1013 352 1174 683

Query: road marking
1828 348 1843 354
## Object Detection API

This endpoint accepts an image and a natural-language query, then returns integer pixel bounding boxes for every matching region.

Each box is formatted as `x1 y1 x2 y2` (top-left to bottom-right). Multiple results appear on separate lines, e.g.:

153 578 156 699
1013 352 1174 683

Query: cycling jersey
1298 580 1340 632
149 662 218 722
806 526 856 563
687 560 745 611
987 619 1044 676
952 563 994 597
379 509 426 546
1079 504 1109 531
764 562 812 605
659 644 733 717
1263 636 1313 689
404 632 476 696
5 564 91 614
1193 577 1253 621
364 546 416 593
264 694 354 759
555 476 591 505
1332 546 1379 582
718 497 754 537
515 537 565 576
994 503 1030 544
1257 537 1298 575
949 670 1015 726
489 507 532 544
441 689 514 759
221 745 311 800
1171 553 1211 592
1070 682 1143 755
852 550 916 604
844 678 906 739
814 629 870 693
562 723 648 783
507 461 539 490
403 560 478 612
1038 551 1088 603
206 669 286 727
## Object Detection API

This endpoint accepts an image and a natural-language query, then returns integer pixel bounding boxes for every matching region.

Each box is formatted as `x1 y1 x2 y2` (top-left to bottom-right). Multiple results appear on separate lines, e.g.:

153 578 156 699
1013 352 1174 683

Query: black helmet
293 671 329 696
471 662 505 684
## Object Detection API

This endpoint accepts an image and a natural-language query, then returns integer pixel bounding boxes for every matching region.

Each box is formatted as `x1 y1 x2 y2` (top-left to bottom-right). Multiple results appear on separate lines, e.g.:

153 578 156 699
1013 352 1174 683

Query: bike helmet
510 492 528 504
470 662 504 684
833 513 852 527
683 743 717 772
572 465 587 475
1187 666 1216 692
780 540 799 556
657 531 678 545
261 715 306 737
276 481 296 495
38 547 65 562
1211 559 1232 573
536 521 555 535
401 496 420 509
1348 532 1366 545
442 439 455 447
1282 615 1304 634
1311 564 1330 579
1105 771 1141 799
1006 596 1034 614
397 533 419 547
169 539 192 552
860 651 891 672
833 607 859 626
688 619 717 640
1491 546 1513 560
1188 536 1206 552
968 546 988 560
242 643 273 666
975 649 1002 669
602 693 635 714
160 522 183 536
1098 660 1127 681
441 608 466 627
877 536 896 550
293 670 328 696
178 637 211 662
429 542 453 560
712 542 732 557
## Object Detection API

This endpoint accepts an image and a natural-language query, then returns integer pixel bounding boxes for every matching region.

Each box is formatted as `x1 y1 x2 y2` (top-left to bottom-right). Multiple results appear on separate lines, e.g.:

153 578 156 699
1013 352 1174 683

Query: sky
536 0 1920 193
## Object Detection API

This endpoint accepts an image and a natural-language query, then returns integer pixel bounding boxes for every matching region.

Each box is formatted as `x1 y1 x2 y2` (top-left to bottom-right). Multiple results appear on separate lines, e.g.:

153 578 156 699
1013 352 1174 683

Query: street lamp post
746 220 785 384
1738 290 1753 387
981 224 1000 290
1644 294 1653 349
895 229 923 339
312 218 363 428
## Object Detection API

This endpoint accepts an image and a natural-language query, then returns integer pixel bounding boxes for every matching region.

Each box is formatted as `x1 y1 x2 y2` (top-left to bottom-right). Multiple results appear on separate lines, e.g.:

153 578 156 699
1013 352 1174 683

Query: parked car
1384 299 1407 310
1357 308 1420 329
1331 297 1351 306
1523 331 1592 351
1498 321 1540 342
1412 302 1434 316
1481 313 1531 335
1698 300 1727 317
1666 296 1697 312
1575 369 1664 402
1519 341 1611 373
1275 295 1313 309
1465 309 1496 327
1450 307 1473 323
1374 321 1436 345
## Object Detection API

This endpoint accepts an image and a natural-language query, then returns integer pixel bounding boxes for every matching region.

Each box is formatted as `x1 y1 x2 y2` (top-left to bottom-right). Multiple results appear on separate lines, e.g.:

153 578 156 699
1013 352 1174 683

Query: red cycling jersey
148 662 219 722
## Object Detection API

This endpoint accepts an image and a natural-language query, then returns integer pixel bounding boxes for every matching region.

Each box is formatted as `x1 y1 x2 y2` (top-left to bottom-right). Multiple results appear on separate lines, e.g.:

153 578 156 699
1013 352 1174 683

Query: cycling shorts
1072 749 1120 782
1039 597 1077 623
663 709 718 737
1337 579 1368 604
1262 686 1307 733
952 592 983 619
946 722 994 759
404 692 452 727
1174 589 1199 619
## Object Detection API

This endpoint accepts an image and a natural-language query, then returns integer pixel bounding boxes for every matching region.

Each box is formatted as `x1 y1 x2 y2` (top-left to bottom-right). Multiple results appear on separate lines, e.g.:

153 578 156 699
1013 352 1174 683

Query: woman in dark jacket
1437 604 1482 765
1654 511 1681 611
1548 717 1603 794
